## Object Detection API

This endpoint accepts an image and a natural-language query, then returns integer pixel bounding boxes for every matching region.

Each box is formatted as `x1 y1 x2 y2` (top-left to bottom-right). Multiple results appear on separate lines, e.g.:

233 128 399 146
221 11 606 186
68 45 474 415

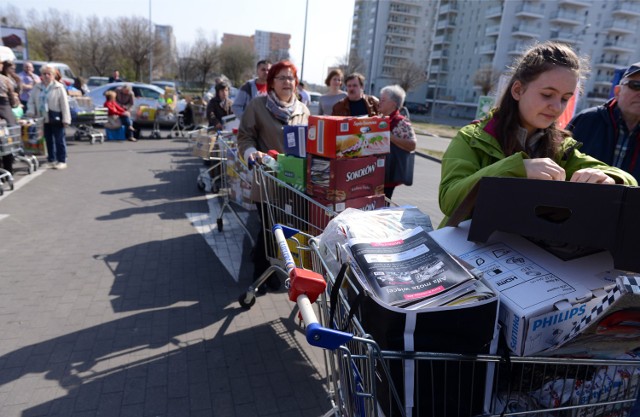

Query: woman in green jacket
439 41 637 227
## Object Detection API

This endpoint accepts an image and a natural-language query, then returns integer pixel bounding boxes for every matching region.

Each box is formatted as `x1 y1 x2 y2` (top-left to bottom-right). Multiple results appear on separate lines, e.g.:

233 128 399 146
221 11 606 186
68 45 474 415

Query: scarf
265 90 299 124
389 108 405 131
39 82 54 116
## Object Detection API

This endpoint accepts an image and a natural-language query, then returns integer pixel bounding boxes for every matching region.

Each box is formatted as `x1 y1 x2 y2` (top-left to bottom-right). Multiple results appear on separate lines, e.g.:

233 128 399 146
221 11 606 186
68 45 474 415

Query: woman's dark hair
495 41 586 158
215 81 229 97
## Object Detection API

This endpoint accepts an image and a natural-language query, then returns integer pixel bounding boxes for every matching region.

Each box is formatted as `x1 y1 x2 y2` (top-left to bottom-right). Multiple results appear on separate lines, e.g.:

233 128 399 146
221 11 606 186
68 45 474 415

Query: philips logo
531 305 586 331
510 316 520 349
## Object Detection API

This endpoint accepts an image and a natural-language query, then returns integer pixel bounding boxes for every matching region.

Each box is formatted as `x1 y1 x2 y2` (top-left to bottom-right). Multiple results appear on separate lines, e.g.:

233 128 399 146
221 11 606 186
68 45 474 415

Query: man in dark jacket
567 62 640 181
332 72 379 117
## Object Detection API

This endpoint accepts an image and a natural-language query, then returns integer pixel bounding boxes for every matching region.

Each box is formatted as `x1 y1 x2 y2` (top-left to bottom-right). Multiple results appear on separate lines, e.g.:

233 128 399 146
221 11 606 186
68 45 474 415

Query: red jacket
104 100 127 117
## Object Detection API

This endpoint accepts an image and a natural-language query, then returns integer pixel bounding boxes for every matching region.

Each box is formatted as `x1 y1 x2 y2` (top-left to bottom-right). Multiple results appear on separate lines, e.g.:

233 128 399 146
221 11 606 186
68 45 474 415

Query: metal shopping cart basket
0 123 39 195
70 97 107 144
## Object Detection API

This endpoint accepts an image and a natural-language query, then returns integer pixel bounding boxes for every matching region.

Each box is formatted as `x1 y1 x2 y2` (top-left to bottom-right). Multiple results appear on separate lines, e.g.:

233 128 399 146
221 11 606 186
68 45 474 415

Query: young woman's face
511 67 578 135
330 75 342 89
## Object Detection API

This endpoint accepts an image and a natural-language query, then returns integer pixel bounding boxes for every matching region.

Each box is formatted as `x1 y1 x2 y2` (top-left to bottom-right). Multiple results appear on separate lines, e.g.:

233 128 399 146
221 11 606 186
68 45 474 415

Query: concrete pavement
0 129 447 416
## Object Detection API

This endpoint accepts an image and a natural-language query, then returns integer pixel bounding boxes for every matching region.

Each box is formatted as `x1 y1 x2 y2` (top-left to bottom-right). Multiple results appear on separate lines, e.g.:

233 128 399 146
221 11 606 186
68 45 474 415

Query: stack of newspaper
319 207 494 309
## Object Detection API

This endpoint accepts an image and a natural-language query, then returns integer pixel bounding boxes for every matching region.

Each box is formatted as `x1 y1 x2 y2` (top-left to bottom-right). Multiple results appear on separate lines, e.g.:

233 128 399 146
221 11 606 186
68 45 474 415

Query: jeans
119 116 133 138
44 123 67 163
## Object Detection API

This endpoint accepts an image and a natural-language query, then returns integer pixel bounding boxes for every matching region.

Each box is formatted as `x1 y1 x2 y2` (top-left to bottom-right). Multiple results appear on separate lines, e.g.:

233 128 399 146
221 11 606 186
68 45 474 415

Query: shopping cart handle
298 294 352 349
305 323 353 350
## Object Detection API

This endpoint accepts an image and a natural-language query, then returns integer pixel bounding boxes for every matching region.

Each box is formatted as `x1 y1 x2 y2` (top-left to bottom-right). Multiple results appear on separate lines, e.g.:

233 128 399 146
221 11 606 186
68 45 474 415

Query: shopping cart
150 105 184 139
190 102 207 129
70 97 107 144
20 117 46 160
0 124 40 195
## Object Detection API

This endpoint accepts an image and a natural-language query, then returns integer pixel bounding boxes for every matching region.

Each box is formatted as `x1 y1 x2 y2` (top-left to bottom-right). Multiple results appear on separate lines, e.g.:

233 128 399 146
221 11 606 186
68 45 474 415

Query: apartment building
350 0 640 118
223 31 291 62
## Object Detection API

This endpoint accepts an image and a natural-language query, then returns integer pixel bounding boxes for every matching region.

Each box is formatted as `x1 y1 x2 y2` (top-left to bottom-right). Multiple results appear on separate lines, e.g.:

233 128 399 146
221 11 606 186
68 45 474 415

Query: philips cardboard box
431 221 640 356
307 115 390 159
283 125 307 158
306 154 385 202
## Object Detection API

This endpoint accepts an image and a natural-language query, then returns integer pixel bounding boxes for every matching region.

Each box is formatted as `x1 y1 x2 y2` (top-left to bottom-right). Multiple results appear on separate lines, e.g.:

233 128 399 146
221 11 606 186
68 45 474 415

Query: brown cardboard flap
466 177 640 272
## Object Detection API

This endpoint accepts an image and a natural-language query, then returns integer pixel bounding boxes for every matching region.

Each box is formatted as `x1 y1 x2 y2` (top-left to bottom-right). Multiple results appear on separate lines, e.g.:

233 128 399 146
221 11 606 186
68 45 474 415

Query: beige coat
26 80 71 125
237 95 310 201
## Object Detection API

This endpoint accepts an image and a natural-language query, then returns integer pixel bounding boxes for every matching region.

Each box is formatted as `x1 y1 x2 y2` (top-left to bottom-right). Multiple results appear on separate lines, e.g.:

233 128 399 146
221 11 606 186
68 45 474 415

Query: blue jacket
567 99 640 182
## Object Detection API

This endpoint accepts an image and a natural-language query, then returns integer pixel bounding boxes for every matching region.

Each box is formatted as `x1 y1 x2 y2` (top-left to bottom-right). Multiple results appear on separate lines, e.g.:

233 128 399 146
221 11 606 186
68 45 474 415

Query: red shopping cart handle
289 267 326 304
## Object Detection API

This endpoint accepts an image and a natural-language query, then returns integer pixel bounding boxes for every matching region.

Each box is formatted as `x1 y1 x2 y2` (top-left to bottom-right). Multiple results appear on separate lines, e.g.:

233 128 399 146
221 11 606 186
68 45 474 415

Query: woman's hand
569 168 615 184
247 150 265 166
523 158 566 181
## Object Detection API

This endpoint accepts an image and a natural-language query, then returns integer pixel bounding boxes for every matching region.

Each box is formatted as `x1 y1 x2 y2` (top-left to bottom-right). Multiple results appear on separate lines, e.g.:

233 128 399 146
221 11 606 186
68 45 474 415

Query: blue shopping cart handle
305 323 353 350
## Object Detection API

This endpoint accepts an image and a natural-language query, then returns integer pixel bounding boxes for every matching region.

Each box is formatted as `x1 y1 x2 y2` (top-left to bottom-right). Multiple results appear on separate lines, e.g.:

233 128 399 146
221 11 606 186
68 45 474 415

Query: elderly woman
237 60 310 292
103 90 136 141
379 84 417 199
27 64 71 170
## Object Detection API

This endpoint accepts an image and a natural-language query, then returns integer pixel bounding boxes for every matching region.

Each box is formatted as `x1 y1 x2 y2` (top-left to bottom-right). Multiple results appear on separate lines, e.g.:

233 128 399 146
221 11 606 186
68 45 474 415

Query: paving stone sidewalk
0 138 331 417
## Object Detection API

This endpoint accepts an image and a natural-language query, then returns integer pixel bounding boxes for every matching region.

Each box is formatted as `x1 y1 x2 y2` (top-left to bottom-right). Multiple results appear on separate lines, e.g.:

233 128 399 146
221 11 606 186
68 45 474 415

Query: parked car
86 82 187 127
404 101 429 115
87 76 109 89
14 60 77 87
308 91 321 115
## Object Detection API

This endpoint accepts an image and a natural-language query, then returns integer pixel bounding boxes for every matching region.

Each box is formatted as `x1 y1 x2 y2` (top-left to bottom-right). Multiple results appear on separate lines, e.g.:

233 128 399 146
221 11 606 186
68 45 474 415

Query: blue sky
3 0 355 86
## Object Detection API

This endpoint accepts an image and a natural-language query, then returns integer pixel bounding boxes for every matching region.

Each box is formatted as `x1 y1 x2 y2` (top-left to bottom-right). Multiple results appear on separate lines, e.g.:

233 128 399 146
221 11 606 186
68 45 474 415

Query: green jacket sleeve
559 138 637 186
439 126 527 218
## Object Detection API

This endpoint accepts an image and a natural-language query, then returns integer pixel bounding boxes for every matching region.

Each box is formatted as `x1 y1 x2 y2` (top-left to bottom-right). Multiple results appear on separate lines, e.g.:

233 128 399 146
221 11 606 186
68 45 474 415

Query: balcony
438 3 458 15
388 17 418 28
429 64 449 74
549 10 582 25
549 30 582 45
389 5 420 17
432 34 452 44
485 24 501 36
604 20 638 34
612 1 640 17
436 19 457 30
485 6 502 19
479 43 497 55
515 4 545 19
594 75 615 86
603 40 636 53
512 24 540 37
595 57 627 70
430 50 449 59
508 42 531 56
558 0 591 7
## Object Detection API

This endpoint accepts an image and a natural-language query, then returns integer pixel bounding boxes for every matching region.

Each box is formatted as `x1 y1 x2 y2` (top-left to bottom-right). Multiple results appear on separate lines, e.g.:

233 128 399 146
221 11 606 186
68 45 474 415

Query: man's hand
570 168 615 184
523 158 566 181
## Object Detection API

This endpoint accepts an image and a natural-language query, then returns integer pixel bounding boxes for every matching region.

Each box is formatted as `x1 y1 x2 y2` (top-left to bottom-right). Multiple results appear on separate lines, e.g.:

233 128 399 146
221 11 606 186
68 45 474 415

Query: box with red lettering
306 154 385 202
309 194 387 230
307 115 390 159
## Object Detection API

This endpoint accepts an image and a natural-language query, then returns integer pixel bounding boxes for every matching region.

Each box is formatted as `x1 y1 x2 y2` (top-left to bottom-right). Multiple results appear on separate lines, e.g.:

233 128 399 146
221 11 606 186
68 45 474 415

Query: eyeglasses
621 80 640 91
41 73 53 76
274 76 295 82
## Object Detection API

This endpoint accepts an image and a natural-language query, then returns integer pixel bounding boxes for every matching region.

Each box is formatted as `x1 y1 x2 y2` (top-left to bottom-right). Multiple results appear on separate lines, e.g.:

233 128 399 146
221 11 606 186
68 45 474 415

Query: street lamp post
149 0 153 83
300 0 309 82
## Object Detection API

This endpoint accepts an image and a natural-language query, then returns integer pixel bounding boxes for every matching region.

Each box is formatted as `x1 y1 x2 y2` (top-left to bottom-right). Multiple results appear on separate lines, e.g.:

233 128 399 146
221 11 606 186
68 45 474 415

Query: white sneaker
45 161 56 168
54 162 67 170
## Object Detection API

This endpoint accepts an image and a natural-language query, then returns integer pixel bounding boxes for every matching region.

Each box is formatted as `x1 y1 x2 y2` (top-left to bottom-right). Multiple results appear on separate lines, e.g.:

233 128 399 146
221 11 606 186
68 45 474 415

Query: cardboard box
430 221 640 356
309 194 387 230
283 125 307 157
307 115 390 159
306 155 385 202
136 106 156 122
276 154 306 192
192 135 216 158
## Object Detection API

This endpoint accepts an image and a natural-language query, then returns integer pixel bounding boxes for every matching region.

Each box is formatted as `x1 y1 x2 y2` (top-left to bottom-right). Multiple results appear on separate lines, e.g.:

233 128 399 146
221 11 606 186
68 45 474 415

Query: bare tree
336 52 366 76
191 34 219 93
114 16 156 81
393 60 427 93
26 9 73 61
176 42 199 89
474 67 501 96
218 44 255 88
68 16 115 77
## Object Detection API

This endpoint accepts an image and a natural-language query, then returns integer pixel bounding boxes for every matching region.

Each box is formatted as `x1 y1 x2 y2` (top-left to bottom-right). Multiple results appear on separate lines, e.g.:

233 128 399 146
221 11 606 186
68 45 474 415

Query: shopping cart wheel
8 179 14 191
33 158 39 171
238 293 256 309
73 132 81 141
27 164 34 175
197 179 206 191
217 218 223 232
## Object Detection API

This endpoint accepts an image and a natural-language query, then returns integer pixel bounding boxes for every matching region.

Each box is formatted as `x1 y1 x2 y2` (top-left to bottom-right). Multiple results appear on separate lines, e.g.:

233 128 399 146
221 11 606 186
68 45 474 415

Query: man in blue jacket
567 62 640 181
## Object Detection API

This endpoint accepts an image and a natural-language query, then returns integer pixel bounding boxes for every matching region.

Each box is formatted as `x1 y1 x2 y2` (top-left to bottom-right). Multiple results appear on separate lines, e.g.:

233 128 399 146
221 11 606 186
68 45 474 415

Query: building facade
222 31 291 62
350 0 640 118
154 25 178 80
